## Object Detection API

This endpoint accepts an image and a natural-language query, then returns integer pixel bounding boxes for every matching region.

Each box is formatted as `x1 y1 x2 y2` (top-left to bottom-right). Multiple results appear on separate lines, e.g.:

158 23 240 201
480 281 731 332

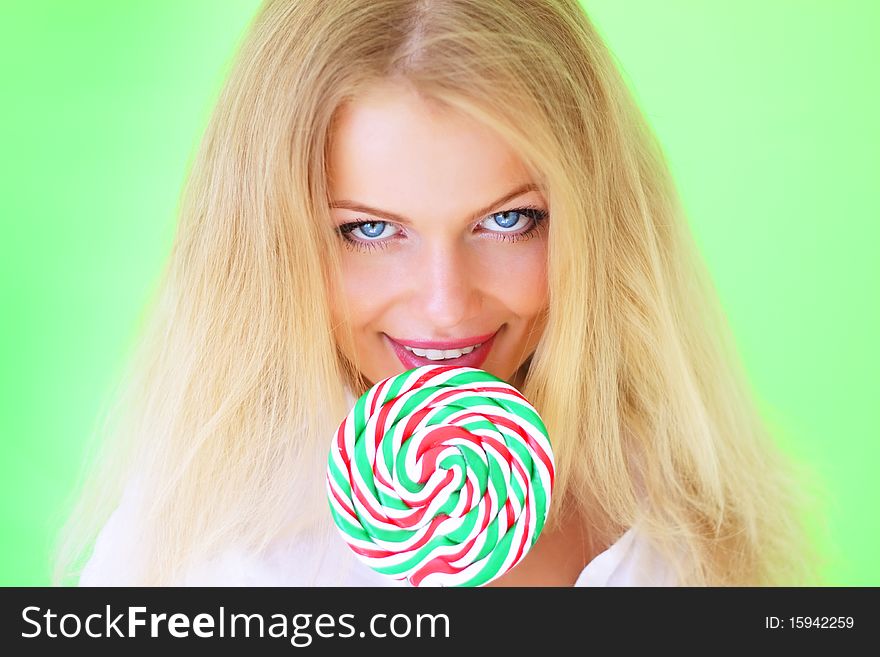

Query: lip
386 331 497 350
386 330 498 370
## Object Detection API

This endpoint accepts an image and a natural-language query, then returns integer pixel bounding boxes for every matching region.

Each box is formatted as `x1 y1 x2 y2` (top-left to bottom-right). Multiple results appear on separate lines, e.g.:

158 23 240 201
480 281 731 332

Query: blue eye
338 220 400 243
497 212 519 228
487 210 528 231
358 221 387 238
481 206 549 244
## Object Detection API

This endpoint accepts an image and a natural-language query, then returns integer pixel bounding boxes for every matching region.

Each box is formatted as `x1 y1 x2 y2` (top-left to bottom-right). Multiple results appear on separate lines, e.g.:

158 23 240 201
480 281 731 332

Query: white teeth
403 343 482 359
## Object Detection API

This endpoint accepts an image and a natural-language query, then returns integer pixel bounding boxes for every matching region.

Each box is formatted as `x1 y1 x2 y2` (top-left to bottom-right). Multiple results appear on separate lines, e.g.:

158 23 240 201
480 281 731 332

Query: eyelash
336 205 549 253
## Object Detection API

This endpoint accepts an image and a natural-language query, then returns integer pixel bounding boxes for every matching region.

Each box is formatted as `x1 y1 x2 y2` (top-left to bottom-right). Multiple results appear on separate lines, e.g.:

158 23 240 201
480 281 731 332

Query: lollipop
326 365 554 587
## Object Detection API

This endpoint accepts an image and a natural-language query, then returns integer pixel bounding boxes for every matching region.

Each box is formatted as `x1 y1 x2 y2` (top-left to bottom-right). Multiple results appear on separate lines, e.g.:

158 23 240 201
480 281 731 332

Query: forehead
327 82 532 207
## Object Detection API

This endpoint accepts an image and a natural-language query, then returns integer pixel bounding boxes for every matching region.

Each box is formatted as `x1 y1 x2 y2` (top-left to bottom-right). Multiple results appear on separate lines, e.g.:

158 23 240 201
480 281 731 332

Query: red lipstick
386 332 497 350
385 330 498 370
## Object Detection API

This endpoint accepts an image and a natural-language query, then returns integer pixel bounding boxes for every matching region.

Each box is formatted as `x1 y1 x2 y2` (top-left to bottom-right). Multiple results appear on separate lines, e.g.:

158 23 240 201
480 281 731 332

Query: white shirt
79 494 678 586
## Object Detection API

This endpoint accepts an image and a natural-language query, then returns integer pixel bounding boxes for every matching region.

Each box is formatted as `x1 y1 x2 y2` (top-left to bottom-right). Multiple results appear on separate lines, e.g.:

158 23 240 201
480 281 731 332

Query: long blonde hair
53 0 825 586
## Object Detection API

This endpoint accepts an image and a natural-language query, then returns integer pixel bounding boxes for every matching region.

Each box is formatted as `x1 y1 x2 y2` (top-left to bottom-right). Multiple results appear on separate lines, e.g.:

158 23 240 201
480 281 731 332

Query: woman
55 0 820 586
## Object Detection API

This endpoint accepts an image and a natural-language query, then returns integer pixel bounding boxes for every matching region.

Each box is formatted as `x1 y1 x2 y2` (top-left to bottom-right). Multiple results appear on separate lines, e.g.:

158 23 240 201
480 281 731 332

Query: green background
1 1 877 585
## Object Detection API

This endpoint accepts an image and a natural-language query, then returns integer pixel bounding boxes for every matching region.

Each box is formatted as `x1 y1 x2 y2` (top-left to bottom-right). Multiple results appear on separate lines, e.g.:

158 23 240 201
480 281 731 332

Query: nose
412 242 482 331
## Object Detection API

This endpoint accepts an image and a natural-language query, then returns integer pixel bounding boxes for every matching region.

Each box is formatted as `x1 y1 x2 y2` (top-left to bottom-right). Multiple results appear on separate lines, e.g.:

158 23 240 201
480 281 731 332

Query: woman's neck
507 355 533 391
485 507 596 587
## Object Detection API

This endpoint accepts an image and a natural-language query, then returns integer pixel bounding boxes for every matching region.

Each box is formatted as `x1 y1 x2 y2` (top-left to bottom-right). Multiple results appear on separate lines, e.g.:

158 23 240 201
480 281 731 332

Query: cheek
334 257 396 329
482 243 548 315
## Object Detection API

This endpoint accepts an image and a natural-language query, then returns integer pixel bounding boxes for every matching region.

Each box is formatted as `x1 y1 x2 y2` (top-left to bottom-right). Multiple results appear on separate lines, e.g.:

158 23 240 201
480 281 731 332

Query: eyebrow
328 182 542 225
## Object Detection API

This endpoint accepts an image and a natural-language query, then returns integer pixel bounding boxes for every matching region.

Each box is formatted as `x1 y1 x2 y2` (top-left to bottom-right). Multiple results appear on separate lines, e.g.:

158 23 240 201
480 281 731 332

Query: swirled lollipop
326 365 554 587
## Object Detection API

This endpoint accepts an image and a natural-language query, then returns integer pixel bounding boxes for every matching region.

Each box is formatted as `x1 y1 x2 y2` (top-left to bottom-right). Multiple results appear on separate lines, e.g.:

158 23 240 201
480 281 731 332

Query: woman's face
327 81 549 388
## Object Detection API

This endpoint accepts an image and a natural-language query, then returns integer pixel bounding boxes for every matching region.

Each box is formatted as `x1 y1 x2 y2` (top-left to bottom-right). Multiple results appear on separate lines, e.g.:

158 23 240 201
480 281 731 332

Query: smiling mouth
385 330 499 369
400 343 483 360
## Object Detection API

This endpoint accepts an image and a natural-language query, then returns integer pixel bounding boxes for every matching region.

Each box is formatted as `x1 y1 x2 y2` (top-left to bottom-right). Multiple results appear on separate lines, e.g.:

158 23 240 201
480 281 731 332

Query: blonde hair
53 0 826 586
